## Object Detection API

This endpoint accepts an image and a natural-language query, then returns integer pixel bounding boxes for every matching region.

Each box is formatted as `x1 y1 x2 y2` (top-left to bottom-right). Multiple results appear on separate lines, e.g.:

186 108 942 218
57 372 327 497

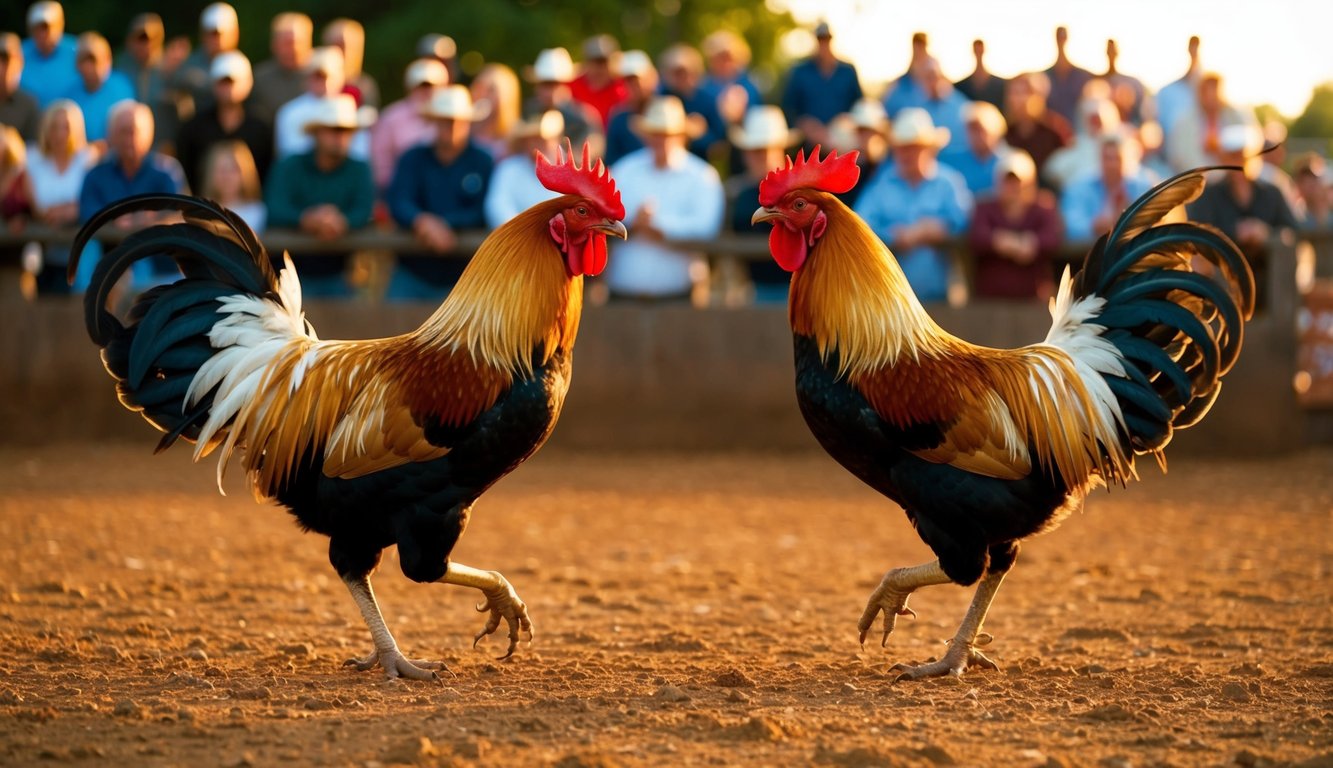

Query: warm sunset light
777 0 1330 117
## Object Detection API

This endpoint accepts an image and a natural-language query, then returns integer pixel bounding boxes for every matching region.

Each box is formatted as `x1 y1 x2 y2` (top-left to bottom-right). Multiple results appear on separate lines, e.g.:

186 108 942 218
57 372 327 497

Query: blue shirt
1059 170 1156 242
918 91 973 166
20 35 79 108
781 58 862 127
948 150 1002 198
80 153 188 281
66 71 137 142
883 75 926 118
661 83 727 160
853 163 973 302
385 142 493 230
604 107 642 166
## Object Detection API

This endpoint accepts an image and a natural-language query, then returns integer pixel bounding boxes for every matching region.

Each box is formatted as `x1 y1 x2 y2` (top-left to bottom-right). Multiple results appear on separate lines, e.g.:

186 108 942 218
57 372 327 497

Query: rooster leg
858 560 952 648
891 569 1006 681
341 575 446 682
438 562 534 660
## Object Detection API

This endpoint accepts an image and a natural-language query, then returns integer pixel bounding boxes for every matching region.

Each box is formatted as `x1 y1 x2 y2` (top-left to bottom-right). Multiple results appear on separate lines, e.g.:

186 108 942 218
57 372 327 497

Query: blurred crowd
0 3 1328 304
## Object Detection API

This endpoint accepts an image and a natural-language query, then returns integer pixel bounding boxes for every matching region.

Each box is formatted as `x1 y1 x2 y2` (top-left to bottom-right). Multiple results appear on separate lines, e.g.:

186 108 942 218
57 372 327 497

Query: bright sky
774 0 1331 118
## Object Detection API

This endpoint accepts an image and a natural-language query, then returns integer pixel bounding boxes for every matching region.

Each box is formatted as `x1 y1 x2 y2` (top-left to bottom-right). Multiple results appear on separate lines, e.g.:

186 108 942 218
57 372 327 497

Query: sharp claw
475 600 489 613
899 606 917 619
975 632 993 646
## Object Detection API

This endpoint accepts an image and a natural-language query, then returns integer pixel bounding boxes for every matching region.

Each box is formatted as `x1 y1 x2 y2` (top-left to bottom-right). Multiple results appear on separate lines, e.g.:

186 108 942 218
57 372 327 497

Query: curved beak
593 219 629 240
751 206 781 226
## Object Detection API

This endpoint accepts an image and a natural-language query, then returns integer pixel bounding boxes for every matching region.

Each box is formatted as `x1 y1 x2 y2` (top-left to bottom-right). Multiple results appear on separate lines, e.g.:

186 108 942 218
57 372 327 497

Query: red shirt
569 74 628 129
968 194 1063 300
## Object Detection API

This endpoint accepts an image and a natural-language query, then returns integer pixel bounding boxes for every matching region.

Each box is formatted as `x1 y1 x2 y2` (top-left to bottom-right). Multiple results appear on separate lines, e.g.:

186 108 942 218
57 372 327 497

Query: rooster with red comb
70 141 626 681
753 146 1252 679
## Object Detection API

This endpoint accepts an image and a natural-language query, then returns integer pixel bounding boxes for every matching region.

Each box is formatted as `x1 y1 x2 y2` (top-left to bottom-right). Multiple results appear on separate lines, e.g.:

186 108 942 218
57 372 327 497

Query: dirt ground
0 442 1330 768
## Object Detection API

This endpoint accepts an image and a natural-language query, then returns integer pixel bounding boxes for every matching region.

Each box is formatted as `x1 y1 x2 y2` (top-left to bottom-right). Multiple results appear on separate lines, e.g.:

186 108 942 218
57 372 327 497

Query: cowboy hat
847 98 889 135
889 107 950 148
524 47 575 83
630 95 705 138
403 57 448 89
616 49 654 79
508 110 564 146
729 105 799 150
418 84 490 121
303 93 376 133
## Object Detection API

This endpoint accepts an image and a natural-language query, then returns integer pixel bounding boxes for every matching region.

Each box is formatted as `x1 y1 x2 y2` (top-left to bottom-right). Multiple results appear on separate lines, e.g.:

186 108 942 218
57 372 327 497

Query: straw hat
209 50 251 83
525 47 575 83
630 95 705 138
847 98 889 135
403 57 448 89
418 84 490 121
616 49 654 79
993 149 1036 184
303 94 376 133
962 100 1006 138
729 105 799 150
889 107 950 148
509 110 564 147
306 46 344 79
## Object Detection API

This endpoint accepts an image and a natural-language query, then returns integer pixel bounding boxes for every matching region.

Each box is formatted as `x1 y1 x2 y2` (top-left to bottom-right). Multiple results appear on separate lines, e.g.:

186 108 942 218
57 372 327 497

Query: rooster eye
794 199 807 211
576 206 589 217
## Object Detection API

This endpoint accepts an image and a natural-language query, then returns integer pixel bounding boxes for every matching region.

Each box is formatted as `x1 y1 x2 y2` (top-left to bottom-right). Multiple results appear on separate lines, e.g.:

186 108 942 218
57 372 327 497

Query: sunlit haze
774 0 1330 118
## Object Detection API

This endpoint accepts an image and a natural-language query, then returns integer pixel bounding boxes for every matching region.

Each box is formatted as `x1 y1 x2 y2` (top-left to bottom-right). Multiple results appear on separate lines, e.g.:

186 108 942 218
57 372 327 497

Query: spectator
911 58 971 167
167 3 240 127
200 140 265 233
0 124 29 225
385 85 494 301
569 35 627 129
968 150 1062 301
79 100 188 288
1186 124 1298 308
22 99 99 293
951 100 1010 198
725 105 800 303
263 94 374 299
657 43 727 162
1258 120 1299 211
1101 38 1150 126
1043 96 1123 190
701 30 763 113
854 108 974 303
523 48 603 158
176 51 273 193
954 39 1007 110
66 33 135 144
322 19 379 109
604 50 657 165
606 95 725 303
0 33 40 142
1060 133 1155 242
1003 71 1072 186
416 33 460 86
274 46 372 163
19 2 78 109
781 21 862 152
370 57 447 190
114 14 175 152
1155 36 1201 157
250 12 313 124
1165 71 1255 173
484 110 564 228
1292 153 1330 230
883 31 933 117
469 62 520 160
1043 26 1094 126
827 98 891 208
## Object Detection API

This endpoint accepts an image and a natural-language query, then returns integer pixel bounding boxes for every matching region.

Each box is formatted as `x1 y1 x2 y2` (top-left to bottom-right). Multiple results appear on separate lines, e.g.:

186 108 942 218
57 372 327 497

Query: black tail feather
1072 168 1254 456
73 193 282 450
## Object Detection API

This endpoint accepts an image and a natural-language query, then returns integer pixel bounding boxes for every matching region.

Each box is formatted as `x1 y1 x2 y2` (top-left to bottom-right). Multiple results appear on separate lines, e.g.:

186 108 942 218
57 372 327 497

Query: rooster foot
471 574 534 660
891 636 999 681
343 648 448 682
858 581 918 648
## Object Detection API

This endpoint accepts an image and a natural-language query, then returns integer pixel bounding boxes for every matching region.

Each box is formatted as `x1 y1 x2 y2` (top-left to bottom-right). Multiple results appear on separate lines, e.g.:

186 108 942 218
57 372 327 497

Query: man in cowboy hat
484 110 564 228
853 107 974 303
370 57 448 191
605 95 724 303
384 84 495 301
274 45 374 162
826 98 891 207
523 47 603 158
604 49 656 165
725 105 799 303
264 93 375 299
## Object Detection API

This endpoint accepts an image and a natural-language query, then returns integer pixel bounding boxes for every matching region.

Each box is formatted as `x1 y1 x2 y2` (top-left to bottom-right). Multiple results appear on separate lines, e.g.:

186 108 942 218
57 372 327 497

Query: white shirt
484 155 560 228
605 146 724 297
274 93 371 162
26 145 96 211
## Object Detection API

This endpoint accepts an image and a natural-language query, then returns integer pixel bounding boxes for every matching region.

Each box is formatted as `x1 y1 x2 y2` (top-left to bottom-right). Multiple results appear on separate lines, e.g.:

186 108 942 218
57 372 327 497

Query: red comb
758 145 861 207
535 140 625 220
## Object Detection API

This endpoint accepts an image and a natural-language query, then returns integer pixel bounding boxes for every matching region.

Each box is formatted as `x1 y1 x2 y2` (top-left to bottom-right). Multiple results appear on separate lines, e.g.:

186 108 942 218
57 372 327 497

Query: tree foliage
1289 83 1333 143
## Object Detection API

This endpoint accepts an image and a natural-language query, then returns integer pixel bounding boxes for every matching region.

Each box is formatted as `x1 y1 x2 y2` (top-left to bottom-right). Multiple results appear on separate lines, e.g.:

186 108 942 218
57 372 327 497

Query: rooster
751 148 1252 679
70 143 627 681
